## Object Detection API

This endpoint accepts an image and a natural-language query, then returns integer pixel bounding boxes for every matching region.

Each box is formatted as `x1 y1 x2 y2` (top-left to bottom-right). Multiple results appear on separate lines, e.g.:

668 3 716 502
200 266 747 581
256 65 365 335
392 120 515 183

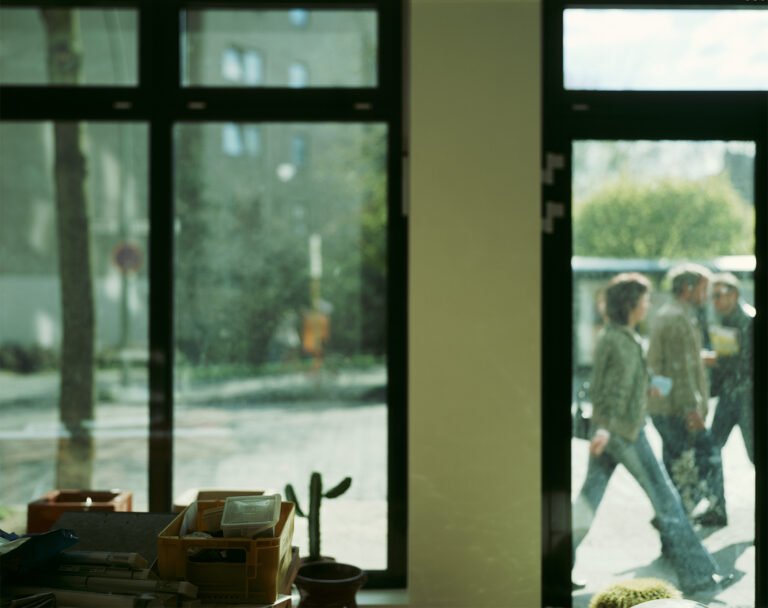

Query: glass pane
564 9 768 90
0 8 138 86
571 141 755 604
0 122 150 532
173 122 388 570
181 10 377 87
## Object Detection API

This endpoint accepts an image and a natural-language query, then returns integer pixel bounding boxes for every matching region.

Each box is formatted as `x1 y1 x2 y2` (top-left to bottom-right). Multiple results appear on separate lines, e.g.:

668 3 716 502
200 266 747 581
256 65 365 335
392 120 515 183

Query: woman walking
572 273 732 595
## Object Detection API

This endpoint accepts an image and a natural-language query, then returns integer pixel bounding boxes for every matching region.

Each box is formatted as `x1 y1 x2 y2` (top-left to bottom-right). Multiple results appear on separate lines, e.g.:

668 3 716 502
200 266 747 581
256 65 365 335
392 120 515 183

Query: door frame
541 3 768 606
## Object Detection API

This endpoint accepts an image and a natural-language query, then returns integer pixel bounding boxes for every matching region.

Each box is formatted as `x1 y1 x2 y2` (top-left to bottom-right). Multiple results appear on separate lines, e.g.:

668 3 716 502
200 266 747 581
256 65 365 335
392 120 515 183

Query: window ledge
357 590 410 607
289 589 409 607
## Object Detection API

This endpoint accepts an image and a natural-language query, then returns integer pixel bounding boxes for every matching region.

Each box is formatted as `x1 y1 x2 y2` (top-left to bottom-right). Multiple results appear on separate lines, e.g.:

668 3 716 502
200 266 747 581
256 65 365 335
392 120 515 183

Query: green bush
0 343 57 374
574 177 753 259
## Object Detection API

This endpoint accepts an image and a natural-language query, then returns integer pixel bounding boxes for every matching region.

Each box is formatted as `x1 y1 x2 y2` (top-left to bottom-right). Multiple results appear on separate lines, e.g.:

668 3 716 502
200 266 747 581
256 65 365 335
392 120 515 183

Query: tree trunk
42 9 95 489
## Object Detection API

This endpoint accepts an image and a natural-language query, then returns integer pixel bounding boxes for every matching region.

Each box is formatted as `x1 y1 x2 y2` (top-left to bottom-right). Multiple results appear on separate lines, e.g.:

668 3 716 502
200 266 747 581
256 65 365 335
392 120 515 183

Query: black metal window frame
541 1 767 605
0 0 407 588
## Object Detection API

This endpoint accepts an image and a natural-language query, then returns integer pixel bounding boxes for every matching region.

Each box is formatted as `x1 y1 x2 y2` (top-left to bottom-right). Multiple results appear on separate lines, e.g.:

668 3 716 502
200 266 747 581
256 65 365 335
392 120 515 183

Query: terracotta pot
295 561 367 608
26 489 132 533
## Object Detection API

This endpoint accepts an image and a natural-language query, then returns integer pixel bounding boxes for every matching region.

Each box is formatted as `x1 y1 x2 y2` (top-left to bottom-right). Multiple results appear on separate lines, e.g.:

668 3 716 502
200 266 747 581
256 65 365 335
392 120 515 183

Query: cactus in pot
588 578 681 608
285 471 352 563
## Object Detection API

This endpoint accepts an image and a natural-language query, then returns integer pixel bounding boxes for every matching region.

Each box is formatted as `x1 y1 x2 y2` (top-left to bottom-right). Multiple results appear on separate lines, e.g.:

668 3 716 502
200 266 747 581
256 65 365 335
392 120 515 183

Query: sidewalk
571 423 755 608
0 367 390 573
0 366 387 407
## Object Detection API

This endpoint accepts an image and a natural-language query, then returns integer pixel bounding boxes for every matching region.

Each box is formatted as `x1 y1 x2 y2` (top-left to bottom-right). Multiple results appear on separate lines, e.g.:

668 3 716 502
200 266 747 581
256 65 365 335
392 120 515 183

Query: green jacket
591 323 649 442
647 299 709 418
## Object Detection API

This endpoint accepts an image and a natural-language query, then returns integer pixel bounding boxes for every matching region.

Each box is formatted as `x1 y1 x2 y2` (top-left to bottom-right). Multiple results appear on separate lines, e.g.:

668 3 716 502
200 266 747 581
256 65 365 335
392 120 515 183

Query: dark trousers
651 414 726 515
711 393 754 465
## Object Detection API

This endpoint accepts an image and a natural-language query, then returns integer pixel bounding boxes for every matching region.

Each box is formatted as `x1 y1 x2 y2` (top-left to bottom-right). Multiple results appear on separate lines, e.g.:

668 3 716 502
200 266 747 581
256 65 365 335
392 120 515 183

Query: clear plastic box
222 494 282 538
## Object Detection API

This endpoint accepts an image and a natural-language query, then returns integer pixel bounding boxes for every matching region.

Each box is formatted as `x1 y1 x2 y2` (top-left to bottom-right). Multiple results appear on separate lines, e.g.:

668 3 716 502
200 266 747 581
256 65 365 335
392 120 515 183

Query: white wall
409 0 541 606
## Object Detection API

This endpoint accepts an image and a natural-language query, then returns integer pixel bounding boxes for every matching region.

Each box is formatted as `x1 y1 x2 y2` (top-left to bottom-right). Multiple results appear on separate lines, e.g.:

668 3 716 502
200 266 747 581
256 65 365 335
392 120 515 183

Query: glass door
542 5 767 606
570 139 757 606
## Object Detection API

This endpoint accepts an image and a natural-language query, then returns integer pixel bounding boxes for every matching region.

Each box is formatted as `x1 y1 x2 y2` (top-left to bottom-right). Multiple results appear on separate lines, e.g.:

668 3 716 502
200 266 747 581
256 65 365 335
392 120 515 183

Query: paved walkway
571 421 755 608
0 368 389 572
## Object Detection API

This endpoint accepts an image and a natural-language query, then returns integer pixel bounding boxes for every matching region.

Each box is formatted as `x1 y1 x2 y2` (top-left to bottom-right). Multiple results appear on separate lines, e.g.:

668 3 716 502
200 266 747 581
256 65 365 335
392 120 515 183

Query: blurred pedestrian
647 264 726 527
573 272 731 595
709 272 755 464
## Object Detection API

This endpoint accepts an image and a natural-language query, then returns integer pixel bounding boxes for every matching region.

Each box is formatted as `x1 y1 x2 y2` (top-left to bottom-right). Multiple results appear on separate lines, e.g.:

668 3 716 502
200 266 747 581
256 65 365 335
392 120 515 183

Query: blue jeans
573 428 717 591
651 415 726 515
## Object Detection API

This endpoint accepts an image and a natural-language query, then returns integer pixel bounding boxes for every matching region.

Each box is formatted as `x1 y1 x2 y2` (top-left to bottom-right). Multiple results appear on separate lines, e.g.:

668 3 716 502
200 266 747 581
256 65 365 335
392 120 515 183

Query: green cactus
589 578 681 608
285 471 352 562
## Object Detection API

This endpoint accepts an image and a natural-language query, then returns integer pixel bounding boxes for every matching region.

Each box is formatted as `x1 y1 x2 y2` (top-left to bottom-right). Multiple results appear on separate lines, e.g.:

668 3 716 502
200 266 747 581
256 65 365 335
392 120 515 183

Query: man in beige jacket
647 264 727 527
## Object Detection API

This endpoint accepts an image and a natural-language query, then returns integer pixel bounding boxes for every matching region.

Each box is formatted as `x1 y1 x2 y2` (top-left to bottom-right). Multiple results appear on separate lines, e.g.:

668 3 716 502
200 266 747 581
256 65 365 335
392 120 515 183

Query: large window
0 8 138 86
543 2 766 607
0 1 406 587
0 120 150 504
173 122 390 569
181 9 377 88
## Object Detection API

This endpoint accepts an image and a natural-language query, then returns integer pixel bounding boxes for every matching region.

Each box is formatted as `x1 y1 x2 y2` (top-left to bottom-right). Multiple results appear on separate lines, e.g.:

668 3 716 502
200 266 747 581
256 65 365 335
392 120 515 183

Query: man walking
647 264 727 527
709 272 755 464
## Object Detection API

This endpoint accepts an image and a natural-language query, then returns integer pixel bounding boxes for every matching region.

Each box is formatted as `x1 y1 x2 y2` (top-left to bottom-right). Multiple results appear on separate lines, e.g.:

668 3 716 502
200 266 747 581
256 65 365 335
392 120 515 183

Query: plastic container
157 497 295 604
221 494 281 538
173 489 272 513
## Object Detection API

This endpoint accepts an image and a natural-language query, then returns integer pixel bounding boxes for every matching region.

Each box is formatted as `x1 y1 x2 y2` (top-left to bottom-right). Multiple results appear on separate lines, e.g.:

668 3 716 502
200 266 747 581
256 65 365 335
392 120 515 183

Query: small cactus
589 578 681 608
285 472 352 562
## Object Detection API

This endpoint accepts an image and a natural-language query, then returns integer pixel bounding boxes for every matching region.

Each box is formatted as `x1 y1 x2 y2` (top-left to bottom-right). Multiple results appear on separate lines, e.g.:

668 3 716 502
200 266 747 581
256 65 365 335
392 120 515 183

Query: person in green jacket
572 272 732 595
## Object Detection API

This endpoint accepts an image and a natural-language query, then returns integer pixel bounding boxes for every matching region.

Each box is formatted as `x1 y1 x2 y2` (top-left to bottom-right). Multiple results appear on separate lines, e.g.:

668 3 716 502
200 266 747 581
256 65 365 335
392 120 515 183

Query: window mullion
145 0 178 513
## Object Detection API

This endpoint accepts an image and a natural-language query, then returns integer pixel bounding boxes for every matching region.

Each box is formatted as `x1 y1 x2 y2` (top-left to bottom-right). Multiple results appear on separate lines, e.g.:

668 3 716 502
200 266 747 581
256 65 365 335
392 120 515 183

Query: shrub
574 177 753 259
0 343 57 374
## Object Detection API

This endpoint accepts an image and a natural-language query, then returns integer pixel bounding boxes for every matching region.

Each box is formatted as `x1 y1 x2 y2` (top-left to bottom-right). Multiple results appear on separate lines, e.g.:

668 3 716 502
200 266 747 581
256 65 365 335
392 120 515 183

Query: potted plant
285 472 366 607
589 578 682 608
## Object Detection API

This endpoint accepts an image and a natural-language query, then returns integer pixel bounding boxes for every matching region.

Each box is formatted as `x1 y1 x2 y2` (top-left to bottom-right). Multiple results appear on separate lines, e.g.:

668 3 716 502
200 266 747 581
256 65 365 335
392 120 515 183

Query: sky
564 9 768 90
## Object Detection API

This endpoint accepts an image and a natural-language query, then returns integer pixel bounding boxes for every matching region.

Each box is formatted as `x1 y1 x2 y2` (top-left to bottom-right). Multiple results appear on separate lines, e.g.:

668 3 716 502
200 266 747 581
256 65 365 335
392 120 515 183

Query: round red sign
112 241 143 273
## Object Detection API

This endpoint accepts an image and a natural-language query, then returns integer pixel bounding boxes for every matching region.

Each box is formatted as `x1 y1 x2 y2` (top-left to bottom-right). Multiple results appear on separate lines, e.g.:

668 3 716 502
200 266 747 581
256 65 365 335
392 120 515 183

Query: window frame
542 1 767 606
0 0 407 588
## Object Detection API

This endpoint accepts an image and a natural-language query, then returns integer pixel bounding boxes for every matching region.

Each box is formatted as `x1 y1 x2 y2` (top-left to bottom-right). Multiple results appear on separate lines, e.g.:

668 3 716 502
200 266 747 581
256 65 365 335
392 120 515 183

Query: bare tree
42 9 95 488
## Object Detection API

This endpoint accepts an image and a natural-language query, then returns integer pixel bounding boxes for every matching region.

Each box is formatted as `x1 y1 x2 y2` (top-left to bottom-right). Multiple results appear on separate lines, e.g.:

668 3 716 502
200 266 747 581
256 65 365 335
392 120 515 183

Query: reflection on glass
181 10 377 87
0 8 138 86
0 122 150 527
564 9 768 90
173 122 388 570
571 141 755 603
